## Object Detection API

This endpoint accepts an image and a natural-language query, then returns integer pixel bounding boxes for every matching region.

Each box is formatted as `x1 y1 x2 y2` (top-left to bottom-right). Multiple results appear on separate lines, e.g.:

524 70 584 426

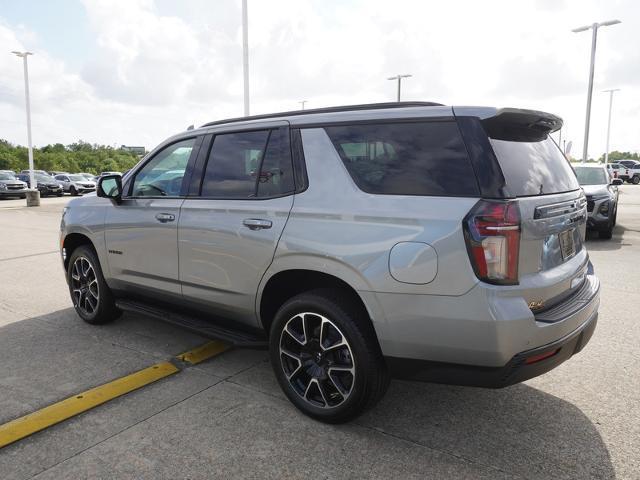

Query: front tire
67 245 121 324
269 289 389 423
599 221 614 239
70 186 78 196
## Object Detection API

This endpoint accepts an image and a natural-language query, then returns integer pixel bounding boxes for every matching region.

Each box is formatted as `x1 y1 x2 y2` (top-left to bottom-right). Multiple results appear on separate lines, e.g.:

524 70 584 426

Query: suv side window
131 138 196 197
201 128 294 198
325 121 479 196
257 128 295 197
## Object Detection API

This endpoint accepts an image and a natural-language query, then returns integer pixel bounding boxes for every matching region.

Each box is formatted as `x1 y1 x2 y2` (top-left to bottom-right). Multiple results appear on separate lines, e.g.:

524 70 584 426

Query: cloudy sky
0 0 638 159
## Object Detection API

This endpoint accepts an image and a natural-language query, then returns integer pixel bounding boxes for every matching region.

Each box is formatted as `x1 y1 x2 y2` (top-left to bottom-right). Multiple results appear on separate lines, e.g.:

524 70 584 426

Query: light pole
299 100 307 110
12 51 36 192
603 88 620 165
572 19 621 163
387 74 412 102
241 0 250 116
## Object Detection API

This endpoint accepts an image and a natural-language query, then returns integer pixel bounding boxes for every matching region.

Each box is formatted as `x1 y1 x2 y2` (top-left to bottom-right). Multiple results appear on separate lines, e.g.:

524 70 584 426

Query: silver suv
60 102 600 423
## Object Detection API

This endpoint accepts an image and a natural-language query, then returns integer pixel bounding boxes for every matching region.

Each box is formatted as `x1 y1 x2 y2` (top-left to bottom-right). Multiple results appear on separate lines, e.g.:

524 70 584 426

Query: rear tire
269 288 389 424
67 245 121 325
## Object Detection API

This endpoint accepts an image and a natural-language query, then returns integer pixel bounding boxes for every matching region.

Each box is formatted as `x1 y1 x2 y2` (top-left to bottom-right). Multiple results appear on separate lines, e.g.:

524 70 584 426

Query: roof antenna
187 124 194 131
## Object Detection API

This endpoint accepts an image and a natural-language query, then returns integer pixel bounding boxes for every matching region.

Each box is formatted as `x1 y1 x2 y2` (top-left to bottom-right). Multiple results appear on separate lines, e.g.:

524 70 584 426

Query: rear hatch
478 109 589 314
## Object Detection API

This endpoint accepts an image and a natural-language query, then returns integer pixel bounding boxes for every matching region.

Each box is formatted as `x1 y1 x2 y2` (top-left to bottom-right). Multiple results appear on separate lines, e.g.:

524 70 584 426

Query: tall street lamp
387 74 412 102
603 88 620 165
299 100 307 110
572 19 621 163
241 0 250 116
12 51 36 192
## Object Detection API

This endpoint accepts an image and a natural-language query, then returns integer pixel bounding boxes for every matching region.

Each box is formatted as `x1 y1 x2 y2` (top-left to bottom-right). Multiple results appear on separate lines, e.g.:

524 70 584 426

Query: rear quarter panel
268 127 480 297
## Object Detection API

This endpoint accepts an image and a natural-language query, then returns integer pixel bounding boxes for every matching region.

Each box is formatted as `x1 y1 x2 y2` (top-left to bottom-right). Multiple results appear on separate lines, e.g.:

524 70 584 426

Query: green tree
0 139 142 174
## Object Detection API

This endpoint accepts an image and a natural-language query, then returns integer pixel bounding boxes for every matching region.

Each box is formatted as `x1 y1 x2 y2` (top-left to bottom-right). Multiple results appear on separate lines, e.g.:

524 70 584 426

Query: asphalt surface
0 190 638 479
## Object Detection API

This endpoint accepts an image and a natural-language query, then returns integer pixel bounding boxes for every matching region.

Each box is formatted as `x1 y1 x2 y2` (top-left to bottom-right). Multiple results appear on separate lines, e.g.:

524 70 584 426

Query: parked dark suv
60 102 599 422
16 173 63 197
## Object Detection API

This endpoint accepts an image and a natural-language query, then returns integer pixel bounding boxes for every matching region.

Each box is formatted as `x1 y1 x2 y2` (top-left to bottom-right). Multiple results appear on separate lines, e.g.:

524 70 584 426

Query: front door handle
243 218 272 230
155 213 175 223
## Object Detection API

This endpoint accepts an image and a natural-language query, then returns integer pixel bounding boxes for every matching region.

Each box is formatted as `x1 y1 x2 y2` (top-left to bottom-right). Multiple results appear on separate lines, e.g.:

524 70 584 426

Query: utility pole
241 0 250 116
387 74 412 102
603 88 620 165
12 51 36 192
572 19 621 163
299 100 307 110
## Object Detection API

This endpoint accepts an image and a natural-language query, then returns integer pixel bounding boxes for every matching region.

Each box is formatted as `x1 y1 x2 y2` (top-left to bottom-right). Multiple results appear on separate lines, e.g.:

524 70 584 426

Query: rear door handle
243 218 272 230
155 213 175 223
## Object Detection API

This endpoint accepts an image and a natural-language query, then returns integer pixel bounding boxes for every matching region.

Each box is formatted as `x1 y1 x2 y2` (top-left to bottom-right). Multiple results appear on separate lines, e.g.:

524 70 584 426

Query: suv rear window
489 137 579 197
325 122 479 197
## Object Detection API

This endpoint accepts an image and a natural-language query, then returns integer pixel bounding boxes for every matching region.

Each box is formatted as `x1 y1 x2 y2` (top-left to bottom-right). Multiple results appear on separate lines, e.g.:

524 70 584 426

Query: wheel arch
257 265 384 352
62 232 96 270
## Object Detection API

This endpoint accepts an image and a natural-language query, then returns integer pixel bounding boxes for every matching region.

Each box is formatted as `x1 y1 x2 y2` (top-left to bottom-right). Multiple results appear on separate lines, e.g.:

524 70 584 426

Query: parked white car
54 174 97 196
616 160 640 184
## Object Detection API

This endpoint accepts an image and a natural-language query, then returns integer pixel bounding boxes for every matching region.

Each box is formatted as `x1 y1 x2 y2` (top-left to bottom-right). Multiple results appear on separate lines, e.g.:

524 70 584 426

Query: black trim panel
455 116 510 198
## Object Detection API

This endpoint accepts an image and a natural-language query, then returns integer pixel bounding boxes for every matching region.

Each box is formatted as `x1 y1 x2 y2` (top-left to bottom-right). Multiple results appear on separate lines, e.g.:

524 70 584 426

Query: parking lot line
0 362 179 449
177 340 229 365
0 340 231 450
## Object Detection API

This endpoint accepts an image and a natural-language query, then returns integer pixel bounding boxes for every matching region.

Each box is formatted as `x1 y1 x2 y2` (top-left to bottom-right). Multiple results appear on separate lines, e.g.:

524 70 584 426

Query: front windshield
69 175 87 181
35 174 54 182
0 173 16 180
574 167 608 186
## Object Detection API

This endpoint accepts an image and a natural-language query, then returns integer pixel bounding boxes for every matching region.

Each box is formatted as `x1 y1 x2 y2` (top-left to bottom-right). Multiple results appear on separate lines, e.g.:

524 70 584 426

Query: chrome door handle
155 213 175 223
243 218 272 230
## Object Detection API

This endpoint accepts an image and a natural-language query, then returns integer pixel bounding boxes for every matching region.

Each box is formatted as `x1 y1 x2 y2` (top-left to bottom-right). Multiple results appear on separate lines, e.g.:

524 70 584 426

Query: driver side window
131 138 196 197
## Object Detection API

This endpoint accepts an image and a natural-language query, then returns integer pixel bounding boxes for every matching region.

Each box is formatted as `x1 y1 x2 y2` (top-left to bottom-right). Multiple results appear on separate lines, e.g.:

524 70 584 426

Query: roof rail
201 101 444 128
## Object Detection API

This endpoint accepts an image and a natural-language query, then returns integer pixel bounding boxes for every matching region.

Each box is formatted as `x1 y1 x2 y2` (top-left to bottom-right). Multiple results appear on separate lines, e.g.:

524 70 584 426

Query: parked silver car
0 172 28 198
60 102 599 422
54 174 97 196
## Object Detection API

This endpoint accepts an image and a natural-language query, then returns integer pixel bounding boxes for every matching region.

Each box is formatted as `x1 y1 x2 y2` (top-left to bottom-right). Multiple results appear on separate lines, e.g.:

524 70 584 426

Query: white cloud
0 0 639 158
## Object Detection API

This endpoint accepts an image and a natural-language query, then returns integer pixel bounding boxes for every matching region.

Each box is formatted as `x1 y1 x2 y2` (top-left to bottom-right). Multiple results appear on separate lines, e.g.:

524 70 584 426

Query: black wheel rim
279 312 355 409
70 256 99 315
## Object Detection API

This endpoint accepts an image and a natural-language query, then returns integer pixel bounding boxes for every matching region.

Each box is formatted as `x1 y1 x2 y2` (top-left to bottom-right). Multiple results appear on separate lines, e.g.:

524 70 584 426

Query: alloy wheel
70 256 99 315
279 312 355 409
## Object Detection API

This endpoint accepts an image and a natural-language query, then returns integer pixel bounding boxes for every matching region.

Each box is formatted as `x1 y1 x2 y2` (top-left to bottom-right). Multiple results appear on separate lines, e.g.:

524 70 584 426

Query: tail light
463 200 521 285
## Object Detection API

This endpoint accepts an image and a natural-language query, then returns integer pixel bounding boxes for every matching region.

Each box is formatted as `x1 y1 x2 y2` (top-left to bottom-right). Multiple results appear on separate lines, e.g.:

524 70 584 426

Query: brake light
463 200 521 285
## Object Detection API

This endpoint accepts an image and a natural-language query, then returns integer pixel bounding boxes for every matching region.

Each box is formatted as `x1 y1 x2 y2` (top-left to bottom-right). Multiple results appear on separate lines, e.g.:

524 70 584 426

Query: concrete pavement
0 189 638 479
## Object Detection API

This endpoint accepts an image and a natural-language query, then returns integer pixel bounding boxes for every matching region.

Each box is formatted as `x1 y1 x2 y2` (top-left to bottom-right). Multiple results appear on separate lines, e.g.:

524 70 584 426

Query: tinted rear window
489 138 579 197
325 122 479 196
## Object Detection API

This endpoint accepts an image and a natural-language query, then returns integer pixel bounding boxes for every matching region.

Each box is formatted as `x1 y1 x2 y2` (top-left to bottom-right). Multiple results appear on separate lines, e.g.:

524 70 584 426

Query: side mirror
97 175 122 203
611 178 623 186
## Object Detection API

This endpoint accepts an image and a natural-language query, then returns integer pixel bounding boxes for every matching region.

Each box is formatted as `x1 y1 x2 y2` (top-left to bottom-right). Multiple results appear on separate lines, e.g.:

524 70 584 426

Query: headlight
0 183 6 190
598 200 610 216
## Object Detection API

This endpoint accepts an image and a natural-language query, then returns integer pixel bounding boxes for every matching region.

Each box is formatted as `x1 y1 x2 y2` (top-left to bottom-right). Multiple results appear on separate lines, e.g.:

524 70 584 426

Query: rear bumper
366 255 600 375
386 309 597 387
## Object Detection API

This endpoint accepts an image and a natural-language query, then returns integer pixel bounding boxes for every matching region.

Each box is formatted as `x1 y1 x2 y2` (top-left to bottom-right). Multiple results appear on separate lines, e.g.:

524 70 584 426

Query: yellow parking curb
177 340 229 365
0 340 231 449
0 361 179 449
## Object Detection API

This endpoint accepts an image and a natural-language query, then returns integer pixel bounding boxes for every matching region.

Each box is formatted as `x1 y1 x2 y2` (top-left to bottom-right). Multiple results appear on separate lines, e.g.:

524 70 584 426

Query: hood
581 184 611 197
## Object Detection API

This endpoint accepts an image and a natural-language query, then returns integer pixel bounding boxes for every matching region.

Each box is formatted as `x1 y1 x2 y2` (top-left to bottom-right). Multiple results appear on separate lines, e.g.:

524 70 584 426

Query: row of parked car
0 169 122 199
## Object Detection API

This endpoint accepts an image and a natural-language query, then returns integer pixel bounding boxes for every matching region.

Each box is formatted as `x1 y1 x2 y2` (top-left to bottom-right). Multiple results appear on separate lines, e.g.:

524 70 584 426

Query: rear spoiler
480 108 563 142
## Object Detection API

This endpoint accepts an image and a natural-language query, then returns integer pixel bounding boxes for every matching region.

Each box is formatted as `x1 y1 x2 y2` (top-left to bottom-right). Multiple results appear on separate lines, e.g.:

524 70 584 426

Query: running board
115 299 268 349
